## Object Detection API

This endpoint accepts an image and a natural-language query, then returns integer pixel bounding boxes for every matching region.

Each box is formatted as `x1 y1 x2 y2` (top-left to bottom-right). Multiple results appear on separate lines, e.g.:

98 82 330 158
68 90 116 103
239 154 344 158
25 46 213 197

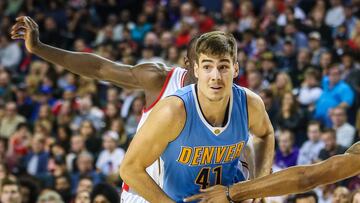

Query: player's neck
196 86 230 127
183 71 196 86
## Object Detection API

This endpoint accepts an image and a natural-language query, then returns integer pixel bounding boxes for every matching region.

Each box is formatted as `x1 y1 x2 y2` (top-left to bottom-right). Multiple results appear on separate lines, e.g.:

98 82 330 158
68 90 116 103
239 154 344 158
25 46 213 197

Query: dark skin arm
10 16 167 104
184 142 360 202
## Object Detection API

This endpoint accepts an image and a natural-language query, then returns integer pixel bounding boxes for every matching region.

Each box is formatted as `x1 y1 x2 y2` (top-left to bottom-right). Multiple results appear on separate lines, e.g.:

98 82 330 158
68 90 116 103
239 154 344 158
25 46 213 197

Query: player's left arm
245 89 275 178
184 142 360 203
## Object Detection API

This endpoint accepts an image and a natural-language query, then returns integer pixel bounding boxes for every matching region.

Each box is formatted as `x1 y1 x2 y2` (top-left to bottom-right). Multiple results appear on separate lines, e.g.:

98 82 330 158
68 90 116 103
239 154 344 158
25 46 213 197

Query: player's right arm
184 142 360 202
119 96 186 203
10 16 167 90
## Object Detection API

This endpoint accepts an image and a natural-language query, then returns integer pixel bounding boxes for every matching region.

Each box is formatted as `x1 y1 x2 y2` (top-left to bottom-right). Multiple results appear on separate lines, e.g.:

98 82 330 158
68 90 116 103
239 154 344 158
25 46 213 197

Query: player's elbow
119 160 133 182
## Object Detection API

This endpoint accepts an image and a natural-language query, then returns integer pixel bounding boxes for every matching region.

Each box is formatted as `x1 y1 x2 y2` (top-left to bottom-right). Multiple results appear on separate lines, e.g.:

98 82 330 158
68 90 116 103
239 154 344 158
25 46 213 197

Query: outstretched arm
120 96 186 203
185 142 360 202
10 16 167 90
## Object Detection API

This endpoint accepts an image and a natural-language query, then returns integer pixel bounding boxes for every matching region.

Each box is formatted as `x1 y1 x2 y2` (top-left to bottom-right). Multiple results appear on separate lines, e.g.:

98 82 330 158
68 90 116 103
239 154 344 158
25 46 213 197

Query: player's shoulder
240 87 264 111
173 84 193 97
154 95 186 116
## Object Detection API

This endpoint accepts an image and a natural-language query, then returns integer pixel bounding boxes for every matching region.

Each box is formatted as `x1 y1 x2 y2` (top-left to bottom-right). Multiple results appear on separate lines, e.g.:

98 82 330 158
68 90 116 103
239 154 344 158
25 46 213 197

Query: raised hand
10 16 41 53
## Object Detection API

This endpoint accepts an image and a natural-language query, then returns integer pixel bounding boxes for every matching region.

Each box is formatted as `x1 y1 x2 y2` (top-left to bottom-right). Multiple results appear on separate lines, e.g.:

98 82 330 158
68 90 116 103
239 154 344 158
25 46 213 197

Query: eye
219 65 228 70
203 65 210 70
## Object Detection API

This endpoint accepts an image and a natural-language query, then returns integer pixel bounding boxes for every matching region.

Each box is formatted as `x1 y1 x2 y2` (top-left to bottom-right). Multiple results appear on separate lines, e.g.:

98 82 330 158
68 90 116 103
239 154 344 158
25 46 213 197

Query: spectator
332 186 350 203
297 68 323 110
351 189 360 203
308 32 327 67
297 121 325 165
0 34 22 71
0 71 13 103
76 176 93 194
294 191 318 203
274 130 299 169
0 102 26 139
330 107 356 148
70 152 102 193
54 175 72 203
290 48 311 87
96 131 125 177
90 183 119 203
74 190 90 203
247 71 268 95
21 134 49 178
36 190 64 203
0 179 21 203
259 89 279 126
318 128 347 161
66 135 87 173
70 95 104 131
270 72 293 102
315 65 354 127
79 121 101 157
275 92 306 145
19 177 40 203
125 96 145 138
325 0 345 28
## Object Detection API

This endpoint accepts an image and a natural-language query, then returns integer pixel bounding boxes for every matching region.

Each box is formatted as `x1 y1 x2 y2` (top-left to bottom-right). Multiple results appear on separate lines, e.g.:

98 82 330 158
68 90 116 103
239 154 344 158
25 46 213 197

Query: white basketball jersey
122 67 187 199
137 67 188 130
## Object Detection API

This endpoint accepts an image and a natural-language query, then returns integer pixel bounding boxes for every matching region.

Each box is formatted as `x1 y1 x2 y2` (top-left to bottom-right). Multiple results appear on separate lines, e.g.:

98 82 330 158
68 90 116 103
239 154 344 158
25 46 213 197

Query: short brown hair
195 31 237 64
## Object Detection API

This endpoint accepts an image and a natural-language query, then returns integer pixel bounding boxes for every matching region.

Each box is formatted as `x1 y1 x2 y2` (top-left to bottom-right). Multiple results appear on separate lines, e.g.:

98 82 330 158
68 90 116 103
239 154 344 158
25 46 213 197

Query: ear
233 62 239 79
194 62 199 78
184 56 189 68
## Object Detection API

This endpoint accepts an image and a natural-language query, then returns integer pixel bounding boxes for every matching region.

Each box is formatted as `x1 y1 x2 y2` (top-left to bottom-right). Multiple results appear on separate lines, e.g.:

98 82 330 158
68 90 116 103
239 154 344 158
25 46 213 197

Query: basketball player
11 17 273 202
119 31 274 202
184 141 360 203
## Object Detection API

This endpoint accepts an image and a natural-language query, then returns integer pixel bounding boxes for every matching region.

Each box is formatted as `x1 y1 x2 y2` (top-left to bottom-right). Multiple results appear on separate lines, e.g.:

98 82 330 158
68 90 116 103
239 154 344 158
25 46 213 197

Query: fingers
184 194 204 202
24 17 34 30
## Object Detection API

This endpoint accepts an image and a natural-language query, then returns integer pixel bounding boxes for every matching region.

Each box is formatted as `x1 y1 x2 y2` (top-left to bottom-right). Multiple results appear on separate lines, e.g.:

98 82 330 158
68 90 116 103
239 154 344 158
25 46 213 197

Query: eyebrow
200 59 231 64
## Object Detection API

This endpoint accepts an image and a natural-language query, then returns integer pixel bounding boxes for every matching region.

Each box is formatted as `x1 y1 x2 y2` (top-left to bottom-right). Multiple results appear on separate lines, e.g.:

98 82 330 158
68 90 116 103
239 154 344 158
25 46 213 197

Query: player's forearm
120 166 174 203
230 165 311 201
31 42 130 80
253 131 274 178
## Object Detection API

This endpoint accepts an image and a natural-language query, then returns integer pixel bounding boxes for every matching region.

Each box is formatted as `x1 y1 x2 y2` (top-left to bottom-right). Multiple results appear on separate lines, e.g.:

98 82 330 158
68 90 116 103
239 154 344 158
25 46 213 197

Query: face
71 136 84 153
103 136 117 151
248 72 262 89
333 187 350 203
55 177 70 191
282 93 294 107
331 108 346 126
329 67 341 85
296 197 317 203
93 195 110 203
194 53 238 102
278 132 293 154
77 156 93 173
275 73 288 88
320 53 332 68
105 103 118 118
80 121 94 137
31 137 44 153
353 193 360 203
75 191 90 203
77 179 93 193
307 124 321 141
322 132 336 151
1 185 21 203
20 186 30 203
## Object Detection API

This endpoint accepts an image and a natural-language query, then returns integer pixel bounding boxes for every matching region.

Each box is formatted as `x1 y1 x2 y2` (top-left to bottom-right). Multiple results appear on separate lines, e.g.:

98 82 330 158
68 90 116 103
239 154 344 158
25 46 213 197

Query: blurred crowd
0 0 359 202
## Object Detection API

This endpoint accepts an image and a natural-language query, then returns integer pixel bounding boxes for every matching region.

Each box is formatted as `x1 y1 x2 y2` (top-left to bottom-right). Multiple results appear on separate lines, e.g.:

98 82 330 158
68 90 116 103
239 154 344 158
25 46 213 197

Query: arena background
0 0 359 202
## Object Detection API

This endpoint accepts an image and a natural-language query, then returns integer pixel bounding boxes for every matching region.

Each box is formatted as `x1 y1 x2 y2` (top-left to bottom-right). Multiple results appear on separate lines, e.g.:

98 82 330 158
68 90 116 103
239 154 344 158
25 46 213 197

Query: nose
210 68 221 81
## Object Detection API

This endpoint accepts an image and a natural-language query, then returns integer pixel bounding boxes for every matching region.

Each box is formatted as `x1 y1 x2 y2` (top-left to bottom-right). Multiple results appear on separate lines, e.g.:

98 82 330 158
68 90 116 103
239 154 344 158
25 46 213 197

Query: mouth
210 86 223 91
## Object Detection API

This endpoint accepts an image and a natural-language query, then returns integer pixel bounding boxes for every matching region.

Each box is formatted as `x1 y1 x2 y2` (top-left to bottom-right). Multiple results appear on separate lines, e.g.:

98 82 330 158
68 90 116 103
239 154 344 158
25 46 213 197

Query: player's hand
10 16 41 53
184 185 229 203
